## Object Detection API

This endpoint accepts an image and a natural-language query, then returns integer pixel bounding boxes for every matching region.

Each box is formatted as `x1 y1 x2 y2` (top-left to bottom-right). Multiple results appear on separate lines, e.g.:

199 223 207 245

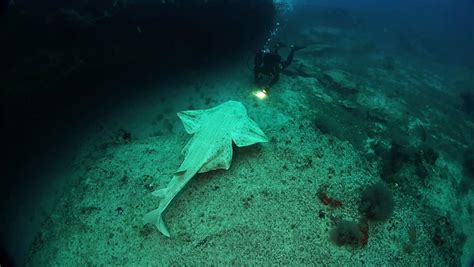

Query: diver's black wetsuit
254 46 301 87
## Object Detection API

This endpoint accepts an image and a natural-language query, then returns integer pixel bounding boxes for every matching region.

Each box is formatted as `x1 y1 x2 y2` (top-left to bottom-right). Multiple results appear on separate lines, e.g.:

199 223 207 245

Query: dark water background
294 0 474 65
1 0 473 265
0 0 274 175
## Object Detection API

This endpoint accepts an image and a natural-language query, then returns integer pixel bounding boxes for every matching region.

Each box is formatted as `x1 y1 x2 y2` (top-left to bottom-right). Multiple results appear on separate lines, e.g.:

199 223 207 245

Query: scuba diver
253 42 305 91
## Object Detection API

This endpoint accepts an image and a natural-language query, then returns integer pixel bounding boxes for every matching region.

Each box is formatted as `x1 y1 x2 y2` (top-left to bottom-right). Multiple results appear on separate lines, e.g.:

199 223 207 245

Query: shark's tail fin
144 188 171 237
144 208 170 237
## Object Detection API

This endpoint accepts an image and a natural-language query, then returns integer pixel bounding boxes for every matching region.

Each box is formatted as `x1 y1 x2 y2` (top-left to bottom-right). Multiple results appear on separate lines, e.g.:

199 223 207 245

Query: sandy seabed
25 24 474 266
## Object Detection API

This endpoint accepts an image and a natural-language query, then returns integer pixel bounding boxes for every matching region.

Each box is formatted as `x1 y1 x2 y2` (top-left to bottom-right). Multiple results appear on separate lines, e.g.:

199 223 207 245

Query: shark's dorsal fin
232 118 268 147
177 110 206 134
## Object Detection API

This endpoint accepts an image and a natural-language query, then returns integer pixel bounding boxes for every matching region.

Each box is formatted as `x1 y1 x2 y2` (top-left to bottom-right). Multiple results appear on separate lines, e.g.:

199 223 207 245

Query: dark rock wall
0 0 275 178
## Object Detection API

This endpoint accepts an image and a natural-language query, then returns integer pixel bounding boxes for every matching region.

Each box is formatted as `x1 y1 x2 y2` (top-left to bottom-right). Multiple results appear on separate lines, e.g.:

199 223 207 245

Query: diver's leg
254 50 264 67
254 67 264 84
282 49 296 69
282 45 305 69
254 66 260 81
269 70 280 86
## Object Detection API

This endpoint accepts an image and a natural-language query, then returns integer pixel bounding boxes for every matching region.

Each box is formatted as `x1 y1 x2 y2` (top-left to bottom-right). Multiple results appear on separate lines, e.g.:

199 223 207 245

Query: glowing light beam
253 89 267 100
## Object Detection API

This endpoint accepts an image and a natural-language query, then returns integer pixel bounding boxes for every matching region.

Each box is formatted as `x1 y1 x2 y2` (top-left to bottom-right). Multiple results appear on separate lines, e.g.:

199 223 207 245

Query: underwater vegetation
328 182 394 248
330 220 368 247
359 183 394 221
376 141 438 184
317 186 342 208
376 142 408 182
427 214 467 265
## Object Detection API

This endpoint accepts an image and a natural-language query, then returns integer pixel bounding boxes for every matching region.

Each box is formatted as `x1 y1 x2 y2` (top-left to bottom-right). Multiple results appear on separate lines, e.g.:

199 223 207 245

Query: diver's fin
276 41 288 48
291 45 306 51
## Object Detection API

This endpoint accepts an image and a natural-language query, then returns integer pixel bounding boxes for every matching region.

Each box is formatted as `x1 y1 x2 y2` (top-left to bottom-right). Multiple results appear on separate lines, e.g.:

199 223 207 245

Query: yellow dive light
253 88 268 99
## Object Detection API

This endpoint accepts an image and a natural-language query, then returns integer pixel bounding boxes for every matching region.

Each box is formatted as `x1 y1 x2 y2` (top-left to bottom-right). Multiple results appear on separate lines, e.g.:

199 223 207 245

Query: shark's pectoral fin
177 110 206 134
144 208 170 237
198 143 233 173
232 119 268 147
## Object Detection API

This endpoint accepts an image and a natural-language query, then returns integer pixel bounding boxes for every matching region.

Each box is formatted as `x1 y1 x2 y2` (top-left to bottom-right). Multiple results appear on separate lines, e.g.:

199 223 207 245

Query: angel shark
144 100 268 237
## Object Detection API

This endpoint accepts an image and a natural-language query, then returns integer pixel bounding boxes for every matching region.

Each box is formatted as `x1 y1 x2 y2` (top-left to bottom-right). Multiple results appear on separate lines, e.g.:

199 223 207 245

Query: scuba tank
254 50 264 68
